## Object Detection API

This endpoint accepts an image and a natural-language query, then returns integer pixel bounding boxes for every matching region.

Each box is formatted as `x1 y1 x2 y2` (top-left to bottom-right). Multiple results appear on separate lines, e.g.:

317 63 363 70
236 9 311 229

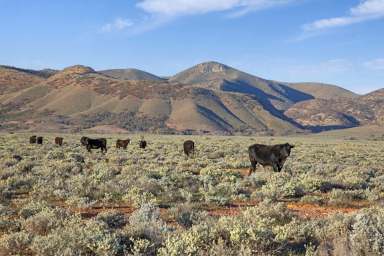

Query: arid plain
1 132 384 255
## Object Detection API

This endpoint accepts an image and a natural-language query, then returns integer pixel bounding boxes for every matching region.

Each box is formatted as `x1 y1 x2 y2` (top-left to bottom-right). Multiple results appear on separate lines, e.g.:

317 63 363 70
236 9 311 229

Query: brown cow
116 139 131 149
55 137 63 146
183 140 195 157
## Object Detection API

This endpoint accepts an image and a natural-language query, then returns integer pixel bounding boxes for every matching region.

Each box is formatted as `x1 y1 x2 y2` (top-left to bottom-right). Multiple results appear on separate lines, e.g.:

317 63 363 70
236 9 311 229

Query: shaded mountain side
0 62 382 135
171 62 314 109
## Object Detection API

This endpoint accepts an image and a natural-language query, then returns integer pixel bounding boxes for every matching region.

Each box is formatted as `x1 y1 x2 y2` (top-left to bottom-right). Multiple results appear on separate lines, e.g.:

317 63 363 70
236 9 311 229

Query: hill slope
100 68 164 81
0 62 381 134
285 88 384 131
289 82 358 99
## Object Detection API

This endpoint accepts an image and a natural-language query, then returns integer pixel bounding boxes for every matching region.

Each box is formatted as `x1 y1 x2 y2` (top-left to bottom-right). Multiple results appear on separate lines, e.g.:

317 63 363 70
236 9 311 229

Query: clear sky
0 0 383 94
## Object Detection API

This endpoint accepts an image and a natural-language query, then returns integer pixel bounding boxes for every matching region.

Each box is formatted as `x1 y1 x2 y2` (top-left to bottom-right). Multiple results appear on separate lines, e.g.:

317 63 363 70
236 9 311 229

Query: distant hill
100 68 164 81
285 88 384 131
0 65 45 95
289 82 358 100
0 62 382 135
315 125 384 140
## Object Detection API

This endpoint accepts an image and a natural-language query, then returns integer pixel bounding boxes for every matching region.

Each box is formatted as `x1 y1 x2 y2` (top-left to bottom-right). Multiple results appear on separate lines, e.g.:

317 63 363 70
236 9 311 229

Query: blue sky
0 0 383 94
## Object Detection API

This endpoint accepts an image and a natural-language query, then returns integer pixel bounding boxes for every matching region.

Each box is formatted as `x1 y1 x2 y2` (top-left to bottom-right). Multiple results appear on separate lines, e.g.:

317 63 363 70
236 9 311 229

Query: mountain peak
170 61 236 84
99 68 164 81
61 65 95 75
193 61 231 73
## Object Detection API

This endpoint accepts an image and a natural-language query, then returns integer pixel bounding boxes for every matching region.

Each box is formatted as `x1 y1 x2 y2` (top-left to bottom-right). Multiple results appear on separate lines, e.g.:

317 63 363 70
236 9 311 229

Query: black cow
55 137 63 146
248 143 295 175
30 135 37 144
116 139 131 149
81 137 107 153
183 140 195 157
36 137 43 145
139 140 147 149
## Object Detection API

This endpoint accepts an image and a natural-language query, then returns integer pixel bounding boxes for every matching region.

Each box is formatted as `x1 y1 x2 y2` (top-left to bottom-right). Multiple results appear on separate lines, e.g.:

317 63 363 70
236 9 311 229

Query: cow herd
28 135 295 174
29 135 43 145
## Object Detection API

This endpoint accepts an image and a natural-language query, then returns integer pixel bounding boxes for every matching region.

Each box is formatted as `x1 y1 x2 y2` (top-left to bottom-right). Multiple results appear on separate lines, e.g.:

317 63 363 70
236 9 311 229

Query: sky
0 0 383 94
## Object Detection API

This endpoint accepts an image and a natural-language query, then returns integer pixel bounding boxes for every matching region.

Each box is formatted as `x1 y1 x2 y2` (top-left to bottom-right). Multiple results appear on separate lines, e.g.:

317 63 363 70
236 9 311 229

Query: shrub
300 195 325 205
69 153 85 163
45 150 65 160
169 203 209 228
158 223 216 256
329 189 366 206
123 187 157 208
19 201 50 219
125 204 169 254
349 208 384 255
31 217 124 256
96 210 127 229
314 208 384 256
22 207 69 236
200 182 235 206
0 231 32 255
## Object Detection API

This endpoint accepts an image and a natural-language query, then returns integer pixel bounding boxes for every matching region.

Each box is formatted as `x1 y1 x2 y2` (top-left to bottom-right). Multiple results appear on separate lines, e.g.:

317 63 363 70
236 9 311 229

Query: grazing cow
30 135 37 144
183 140 195 157
116 139 131 149
248 143 295 175
81 137 107 153
139 140 147 149
36 136 43 145
55 137 63 146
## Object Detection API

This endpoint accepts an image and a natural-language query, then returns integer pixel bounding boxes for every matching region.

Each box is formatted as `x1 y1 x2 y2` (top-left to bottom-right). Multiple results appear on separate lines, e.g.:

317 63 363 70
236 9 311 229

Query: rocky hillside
0 62 382 134
285 88 384 131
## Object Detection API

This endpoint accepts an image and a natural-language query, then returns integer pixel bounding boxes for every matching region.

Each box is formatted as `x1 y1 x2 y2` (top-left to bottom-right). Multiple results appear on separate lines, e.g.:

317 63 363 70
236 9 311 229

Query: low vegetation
0 133 383 255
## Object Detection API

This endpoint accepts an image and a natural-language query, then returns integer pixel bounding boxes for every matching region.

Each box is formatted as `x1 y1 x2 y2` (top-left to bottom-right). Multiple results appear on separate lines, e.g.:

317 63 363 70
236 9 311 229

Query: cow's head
281 143 295 158
81 136 90 146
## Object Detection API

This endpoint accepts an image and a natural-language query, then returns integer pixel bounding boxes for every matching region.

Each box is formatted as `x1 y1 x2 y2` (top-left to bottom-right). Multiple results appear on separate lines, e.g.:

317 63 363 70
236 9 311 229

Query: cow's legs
87 145 92 153
277 162 284 172
272 162 280 172
249 160 257 176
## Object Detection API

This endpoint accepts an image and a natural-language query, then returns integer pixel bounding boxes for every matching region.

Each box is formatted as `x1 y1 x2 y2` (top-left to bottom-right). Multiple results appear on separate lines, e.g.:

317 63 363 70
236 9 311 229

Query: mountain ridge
0 61 382 134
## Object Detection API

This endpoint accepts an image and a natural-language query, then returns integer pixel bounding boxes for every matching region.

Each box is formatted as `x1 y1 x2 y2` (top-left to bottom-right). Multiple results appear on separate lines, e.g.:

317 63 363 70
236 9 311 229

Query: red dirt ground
286 202 366 219
50 195 370 221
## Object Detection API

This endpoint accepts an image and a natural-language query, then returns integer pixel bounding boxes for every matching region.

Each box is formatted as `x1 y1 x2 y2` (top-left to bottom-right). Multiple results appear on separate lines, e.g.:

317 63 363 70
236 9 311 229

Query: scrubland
0 133 384 255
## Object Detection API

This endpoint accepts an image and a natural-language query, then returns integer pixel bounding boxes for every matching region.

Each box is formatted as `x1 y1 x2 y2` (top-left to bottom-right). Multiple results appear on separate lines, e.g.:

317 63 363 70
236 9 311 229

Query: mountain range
0 62 382 135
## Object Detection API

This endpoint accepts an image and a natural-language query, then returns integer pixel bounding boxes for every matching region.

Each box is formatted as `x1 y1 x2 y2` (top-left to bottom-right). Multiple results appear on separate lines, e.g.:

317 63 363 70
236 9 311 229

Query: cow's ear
290 144 295 148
